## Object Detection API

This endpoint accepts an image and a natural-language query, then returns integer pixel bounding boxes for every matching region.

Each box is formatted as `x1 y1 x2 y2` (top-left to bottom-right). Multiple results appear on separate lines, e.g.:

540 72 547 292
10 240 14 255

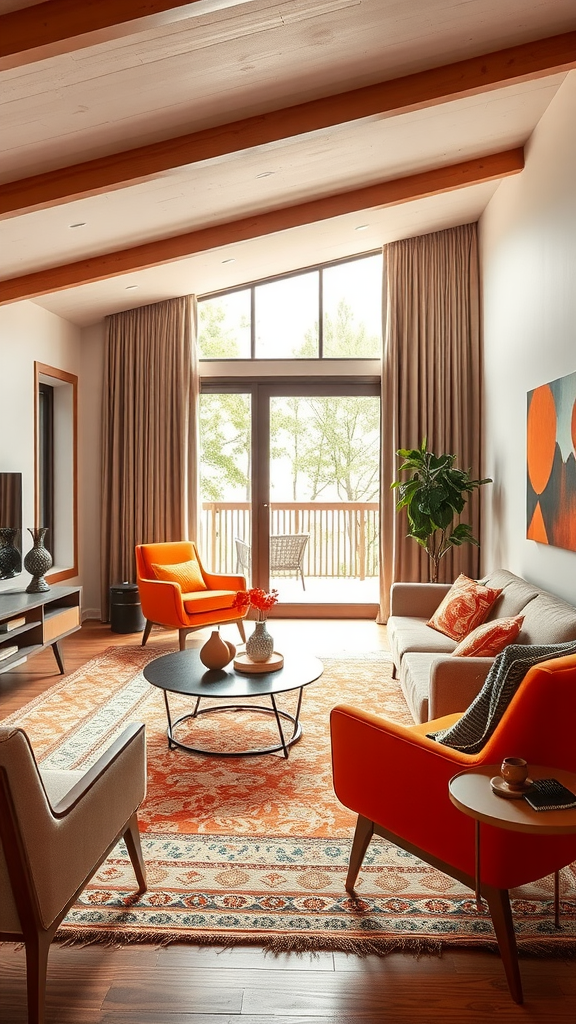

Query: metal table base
162 687 304 758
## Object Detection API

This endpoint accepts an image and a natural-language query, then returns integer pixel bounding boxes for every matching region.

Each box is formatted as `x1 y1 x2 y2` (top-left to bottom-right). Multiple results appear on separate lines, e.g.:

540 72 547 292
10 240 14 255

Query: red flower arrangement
233 587 279 620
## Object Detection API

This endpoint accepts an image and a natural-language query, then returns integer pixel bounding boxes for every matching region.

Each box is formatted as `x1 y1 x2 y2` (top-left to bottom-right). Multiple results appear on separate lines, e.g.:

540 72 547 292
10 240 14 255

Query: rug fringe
53 927 576 959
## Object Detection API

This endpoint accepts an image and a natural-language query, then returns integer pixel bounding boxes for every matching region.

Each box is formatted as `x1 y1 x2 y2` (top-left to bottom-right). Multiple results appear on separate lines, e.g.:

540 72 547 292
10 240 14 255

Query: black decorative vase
24 527 53 593
0 527 21 580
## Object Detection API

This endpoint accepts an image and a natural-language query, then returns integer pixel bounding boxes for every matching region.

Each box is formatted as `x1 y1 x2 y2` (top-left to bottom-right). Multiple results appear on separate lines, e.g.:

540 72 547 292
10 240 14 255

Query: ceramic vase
200 630 235 670
246 619 274 663
0 528 20 580
24 527 53 594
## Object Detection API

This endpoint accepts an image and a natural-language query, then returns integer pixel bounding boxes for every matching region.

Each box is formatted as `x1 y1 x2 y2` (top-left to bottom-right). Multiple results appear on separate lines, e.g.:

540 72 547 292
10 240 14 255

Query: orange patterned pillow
427 574 502 642
452 615 524 657
151 558 207 592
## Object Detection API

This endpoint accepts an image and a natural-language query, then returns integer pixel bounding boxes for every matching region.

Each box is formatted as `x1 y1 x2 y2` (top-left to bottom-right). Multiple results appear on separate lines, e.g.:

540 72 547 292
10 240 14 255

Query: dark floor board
156 945 336 971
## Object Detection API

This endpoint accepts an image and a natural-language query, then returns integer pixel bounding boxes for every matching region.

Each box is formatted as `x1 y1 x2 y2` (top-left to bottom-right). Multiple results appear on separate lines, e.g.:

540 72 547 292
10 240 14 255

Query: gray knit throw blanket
427 640 576 754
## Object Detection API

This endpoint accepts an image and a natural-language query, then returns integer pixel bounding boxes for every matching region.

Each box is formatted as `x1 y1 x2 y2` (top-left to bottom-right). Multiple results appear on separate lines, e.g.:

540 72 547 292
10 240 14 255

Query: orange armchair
331 654 576 1003
136 541 247 650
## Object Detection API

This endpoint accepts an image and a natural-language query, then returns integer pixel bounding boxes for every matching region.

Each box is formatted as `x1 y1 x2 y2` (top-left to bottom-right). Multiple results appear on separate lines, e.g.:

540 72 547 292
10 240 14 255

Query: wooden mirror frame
34 362 78 583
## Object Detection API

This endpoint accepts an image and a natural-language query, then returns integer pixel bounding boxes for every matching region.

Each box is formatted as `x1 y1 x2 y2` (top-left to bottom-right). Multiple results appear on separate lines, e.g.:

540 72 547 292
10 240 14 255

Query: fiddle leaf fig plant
392 439 492 583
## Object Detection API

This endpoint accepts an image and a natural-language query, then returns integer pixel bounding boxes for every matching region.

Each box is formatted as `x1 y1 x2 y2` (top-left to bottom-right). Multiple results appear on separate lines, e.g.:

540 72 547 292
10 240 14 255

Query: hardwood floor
0 620 573 1023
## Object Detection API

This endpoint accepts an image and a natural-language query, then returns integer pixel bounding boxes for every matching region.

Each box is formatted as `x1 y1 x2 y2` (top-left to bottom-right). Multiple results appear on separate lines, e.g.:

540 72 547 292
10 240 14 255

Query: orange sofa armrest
137 577 187 623
201 570 247 593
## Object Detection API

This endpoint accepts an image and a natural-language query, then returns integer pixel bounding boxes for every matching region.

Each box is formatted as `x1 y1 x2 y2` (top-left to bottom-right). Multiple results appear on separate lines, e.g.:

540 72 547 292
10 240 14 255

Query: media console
0 585 81 674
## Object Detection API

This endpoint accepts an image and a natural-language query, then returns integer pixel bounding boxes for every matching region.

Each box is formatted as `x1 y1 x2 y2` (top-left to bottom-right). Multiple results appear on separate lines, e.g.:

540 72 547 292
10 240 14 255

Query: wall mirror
34 362 78 583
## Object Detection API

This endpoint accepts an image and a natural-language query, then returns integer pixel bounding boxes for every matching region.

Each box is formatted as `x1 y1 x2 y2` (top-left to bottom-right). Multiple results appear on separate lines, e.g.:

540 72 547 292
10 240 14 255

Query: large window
198 252 382 360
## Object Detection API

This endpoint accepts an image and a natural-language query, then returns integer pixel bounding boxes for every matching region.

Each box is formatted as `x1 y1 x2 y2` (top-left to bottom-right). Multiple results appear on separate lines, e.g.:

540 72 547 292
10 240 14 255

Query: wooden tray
234 652 284 674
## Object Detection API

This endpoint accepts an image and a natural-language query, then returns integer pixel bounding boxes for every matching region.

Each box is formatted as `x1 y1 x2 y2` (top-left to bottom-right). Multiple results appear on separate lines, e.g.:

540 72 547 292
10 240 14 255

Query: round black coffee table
143 648 323 758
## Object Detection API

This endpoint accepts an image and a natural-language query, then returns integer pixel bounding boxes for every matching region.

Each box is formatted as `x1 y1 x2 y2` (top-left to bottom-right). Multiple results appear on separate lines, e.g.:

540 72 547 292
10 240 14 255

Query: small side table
449 764 576 1003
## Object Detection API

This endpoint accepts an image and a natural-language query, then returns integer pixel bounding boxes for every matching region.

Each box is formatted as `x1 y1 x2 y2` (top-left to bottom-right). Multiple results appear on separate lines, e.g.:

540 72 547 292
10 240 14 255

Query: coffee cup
500 757 528 789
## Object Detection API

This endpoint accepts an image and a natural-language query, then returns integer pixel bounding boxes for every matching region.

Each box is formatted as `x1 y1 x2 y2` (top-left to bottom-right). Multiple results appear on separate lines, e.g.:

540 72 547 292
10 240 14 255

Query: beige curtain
379 223 481 621
101 295 199 618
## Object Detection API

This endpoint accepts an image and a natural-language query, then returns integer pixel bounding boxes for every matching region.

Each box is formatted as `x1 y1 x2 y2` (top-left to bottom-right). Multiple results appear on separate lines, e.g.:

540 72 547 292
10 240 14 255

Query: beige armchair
0 722 147 1024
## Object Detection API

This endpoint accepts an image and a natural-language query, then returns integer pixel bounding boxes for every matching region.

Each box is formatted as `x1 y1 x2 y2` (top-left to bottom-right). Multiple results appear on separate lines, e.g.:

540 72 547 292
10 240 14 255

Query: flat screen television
0 472 23 579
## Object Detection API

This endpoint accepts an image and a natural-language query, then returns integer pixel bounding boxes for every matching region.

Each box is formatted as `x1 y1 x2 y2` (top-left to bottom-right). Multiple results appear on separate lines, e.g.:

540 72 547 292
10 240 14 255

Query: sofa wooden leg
391 663 397 680
484 885 523 1004
346 814 375 893
142 620 153 647
123 812 147 894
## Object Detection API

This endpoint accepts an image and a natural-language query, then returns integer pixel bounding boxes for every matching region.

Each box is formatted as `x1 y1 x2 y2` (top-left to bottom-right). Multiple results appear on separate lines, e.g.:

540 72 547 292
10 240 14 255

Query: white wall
480 71 576 604
0 301 81 593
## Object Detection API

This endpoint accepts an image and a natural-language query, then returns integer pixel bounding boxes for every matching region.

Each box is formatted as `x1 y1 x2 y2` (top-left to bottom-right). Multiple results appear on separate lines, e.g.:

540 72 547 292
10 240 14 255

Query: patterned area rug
4 643 575 954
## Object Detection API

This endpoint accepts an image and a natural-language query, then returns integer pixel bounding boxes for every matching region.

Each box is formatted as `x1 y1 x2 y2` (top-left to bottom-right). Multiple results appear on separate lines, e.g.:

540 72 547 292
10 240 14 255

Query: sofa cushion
519 593 576 645
399 652 438 724
452 615 524 657
388 616 456 666
427 574 501 641
481 569 540 620
183 589 237 614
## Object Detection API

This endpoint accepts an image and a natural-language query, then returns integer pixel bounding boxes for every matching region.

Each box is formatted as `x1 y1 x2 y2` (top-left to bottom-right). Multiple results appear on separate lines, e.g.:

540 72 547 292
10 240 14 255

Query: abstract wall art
527 369 576 552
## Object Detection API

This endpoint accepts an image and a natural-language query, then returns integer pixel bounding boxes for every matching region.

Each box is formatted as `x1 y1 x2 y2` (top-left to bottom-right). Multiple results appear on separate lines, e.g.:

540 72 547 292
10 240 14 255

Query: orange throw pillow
452 615 524 657
427 574 502 642
151 558 207 592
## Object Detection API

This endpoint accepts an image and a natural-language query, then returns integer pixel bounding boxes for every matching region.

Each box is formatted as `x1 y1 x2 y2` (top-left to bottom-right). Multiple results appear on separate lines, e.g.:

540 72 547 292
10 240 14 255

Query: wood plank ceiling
1 0 576 325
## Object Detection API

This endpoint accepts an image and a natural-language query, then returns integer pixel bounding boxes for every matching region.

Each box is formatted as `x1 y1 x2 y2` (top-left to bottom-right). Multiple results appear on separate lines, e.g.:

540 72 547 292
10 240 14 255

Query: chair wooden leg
179 629 188 651
24 927 52 1024
483 885 523 1004
142 620 153 647
391 662 397 680
237 619 246 643
123 812 147 894
346 814 375 893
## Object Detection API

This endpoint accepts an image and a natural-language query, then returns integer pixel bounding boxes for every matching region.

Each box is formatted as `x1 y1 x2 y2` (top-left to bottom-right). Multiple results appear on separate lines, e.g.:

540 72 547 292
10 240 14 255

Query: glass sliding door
198 388 252 581
268 389 380 609
199 381 380 616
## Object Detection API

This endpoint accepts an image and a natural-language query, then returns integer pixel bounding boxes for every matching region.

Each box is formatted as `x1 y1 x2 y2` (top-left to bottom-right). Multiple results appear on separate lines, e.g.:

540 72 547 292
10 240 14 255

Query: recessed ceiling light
256 171 274 179
355 224 369 231
125 284 138 290
222 258 236 264
69 222 86 228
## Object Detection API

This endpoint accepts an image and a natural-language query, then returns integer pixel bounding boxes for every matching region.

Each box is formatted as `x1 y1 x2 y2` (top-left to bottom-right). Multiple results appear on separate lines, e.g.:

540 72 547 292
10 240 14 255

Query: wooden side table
449 764 576 1003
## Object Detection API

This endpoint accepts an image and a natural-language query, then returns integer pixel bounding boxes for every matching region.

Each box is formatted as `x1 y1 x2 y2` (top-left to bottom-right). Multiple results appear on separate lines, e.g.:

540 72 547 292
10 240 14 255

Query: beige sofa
387 568 576 724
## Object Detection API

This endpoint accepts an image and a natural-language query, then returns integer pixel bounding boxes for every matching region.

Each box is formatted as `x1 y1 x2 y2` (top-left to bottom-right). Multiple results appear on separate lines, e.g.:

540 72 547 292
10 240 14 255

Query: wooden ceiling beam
0 31 573 219
0 0 249 71
0 149 523 304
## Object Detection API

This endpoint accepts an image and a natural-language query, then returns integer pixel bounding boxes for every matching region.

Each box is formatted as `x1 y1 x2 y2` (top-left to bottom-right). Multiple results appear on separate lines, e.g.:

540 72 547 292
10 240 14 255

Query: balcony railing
200 501 379 580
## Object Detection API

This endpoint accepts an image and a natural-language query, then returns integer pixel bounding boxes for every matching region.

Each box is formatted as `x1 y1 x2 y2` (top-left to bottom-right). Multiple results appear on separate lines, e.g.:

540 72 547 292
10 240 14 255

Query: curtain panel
101 295 199 619
379 223 482 621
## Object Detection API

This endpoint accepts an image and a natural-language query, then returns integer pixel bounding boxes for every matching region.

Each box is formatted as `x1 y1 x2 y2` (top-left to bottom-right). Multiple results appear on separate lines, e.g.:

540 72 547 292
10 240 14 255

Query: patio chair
234 534 310 590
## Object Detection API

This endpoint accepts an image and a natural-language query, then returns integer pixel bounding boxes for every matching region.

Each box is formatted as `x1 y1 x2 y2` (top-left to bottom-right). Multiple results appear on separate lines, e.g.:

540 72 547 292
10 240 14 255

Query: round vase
0 527 21 580
200 630 235 670
246 619 274 663
24 527 53 594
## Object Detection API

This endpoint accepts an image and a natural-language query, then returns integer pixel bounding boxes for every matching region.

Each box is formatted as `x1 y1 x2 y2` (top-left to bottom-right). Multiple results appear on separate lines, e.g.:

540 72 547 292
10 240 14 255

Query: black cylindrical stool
110 582 145 634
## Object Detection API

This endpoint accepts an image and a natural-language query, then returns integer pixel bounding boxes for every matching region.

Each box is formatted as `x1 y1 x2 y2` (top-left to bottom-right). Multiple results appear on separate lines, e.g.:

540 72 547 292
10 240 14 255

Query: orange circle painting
527 384 557 495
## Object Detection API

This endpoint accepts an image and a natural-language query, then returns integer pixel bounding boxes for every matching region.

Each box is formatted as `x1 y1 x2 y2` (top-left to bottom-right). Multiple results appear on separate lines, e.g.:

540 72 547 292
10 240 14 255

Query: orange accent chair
330 654 576 1004
136 541 247 650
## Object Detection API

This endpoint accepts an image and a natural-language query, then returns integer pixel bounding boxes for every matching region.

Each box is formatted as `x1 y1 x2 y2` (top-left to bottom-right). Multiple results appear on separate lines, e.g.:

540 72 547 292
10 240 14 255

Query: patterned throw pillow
151 558 207 592
452 615 524 657
427 574 502 642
